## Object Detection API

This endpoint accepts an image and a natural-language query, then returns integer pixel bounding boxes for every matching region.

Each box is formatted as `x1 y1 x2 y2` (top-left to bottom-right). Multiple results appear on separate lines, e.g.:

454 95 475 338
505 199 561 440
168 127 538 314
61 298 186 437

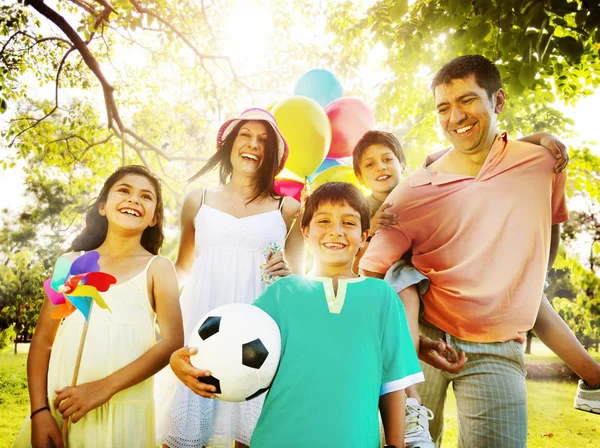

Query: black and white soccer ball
188 303 281 402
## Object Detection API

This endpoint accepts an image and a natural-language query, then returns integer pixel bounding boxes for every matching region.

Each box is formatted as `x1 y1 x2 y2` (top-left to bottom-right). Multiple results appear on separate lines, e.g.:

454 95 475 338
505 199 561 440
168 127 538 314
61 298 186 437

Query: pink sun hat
217 108 289 174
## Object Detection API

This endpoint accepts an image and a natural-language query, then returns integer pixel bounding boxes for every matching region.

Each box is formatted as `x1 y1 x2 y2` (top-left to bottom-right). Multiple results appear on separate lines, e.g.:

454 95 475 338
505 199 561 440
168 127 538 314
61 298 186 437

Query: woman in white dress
156 108 305 448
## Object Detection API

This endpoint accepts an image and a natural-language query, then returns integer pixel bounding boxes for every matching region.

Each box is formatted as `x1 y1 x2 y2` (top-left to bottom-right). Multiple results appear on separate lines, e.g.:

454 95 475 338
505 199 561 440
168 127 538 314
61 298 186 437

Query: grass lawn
1 341 599 447
0 346 29 446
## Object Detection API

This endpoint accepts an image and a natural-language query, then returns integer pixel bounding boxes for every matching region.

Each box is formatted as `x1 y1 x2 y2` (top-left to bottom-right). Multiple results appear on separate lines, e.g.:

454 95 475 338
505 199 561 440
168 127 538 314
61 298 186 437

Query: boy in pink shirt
360 55 600 447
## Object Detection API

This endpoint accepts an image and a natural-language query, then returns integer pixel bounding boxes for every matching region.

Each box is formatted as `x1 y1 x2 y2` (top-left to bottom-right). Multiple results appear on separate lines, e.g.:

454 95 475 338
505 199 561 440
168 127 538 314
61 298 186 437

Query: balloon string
284 177 309 243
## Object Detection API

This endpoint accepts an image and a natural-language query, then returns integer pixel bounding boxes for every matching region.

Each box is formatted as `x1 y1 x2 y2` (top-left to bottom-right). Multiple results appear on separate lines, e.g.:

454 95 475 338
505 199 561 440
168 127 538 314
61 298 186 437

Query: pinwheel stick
61 303 93 447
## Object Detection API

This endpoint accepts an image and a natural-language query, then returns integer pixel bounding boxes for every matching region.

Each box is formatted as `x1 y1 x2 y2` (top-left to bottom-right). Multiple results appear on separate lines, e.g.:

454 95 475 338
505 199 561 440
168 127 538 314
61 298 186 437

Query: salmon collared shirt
359 132 569 343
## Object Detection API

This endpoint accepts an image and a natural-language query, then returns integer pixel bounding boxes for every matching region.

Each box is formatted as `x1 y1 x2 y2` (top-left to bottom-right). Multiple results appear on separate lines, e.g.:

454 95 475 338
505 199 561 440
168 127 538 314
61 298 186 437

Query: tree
328 0 600 160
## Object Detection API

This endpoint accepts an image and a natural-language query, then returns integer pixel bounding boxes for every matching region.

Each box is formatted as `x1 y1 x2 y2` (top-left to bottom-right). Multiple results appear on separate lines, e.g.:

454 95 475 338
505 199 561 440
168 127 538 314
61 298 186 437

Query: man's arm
549 224 560 271
379 391 405 447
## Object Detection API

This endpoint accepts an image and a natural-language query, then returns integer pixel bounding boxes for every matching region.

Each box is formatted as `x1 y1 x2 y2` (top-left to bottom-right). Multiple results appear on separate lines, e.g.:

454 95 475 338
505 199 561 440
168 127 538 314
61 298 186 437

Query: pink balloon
274 178 304 202
325 97 376 159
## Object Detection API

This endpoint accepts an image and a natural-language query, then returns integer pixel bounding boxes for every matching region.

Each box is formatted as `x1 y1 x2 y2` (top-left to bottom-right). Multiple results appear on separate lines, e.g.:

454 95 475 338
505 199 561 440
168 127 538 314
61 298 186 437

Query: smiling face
229 120 269 177
435 74 505 156
99 174 158 232
302 201 367 272
357 143 404 197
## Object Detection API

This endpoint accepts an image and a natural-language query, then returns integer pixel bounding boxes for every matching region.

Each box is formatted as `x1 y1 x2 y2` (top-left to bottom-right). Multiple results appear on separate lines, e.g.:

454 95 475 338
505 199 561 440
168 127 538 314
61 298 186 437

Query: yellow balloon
265 100 278 112
309 165 370 195
272 96 331 178
276 167 304 183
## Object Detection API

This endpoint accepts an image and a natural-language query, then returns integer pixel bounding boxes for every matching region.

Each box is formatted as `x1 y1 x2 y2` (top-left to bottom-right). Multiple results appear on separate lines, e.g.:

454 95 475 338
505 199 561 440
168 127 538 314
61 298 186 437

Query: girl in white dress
156 108 305 448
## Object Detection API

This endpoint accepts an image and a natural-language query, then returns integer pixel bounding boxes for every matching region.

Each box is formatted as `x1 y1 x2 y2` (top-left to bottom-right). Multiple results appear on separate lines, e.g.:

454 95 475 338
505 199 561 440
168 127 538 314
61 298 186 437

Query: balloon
293 69 343 108
325 97 376 159
310 165 364 192
272 96 331 178
265 100 278 112
307 158 343 182
274 178 304 202
276 168 304 183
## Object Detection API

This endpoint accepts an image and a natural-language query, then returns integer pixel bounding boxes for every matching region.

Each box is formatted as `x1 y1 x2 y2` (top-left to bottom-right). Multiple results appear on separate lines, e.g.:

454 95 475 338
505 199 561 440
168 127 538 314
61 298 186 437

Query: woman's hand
53 380 113 423
265 250 291 278
170 347 217 399
31 409 64 448
539 133 569 172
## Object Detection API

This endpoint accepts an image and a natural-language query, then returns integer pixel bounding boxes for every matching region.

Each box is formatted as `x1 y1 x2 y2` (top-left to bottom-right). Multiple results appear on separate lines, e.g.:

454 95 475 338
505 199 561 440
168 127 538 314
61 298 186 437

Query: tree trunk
525 330 533 354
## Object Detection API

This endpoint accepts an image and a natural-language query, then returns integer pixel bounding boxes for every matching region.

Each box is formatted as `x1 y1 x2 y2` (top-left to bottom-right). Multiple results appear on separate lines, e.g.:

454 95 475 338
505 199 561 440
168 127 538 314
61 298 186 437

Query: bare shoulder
149 255 176 275
182 188 204 211
59 251 81 263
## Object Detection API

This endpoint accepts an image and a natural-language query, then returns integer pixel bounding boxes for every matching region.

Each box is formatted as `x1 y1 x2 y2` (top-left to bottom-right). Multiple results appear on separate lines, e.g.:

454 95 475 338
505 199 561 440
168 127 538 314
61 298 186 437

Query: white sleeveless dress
155 195 287 447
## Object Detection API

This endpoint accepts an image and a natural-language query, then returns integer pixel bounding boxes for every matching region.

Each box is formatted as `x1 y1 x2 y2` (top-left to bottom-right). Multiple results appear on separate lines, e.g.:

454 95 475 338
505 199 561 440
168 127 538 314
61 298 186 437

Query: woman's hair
70 165 165 255
188 120 280 203
301 182 371 232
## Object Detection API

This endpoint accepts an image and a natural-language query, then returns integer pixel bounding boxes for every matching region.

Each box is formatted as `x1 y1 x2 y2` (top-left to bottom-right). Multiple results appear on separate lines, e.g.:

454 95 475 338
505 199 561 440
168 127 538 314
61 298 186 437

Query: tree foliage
329 0 600 154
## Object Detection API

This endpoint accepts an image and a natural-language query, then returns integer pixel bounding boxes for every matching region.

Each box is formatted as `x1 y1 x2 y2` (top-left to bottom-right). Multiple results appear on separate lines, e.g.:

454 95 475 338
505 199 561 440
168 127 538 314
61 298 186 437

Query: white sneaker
405 398 436 448
574 379 600 414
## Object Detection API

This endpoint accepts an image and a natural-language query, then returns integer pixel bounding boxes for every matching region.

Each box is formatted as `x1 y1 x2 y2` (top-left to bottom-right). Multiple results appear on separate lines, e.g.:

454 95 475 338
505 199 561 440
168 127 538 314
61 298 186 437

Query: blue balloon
294 69 343 108
307 158 344 182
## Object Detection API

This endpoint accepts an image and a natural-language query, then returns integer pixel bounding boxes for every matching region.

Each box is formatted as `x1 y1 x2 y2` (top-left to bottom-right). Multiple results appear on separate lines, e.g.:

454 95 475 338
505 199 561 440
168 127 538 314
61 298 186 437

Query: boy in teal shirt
251 182 423 448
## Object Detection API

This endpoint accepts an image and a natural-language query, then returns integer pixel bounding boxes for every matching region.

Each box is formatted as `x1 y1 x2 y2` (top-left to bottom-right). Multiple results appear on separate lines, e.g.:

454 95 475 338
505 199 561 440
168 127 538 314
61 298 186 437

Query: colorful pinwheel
43 251 116 320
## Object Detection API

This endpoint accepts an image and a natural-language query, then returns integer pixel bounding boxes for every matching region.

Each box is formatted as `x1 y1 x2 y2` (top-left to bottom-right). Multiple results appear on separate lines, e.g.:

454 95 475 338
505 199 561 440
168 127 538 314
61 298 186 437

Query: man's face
434 74 505 156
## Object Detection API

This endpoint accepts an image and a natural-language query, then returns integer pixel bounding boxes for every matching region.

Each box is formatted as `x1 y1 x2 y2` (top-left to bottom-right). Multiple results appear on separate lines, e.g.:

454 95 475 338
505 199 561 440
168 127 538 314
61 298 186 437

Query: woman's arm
281 197 305 275
54 257 184 423
28 296 64 448
379 390 405 447
175 189 203 285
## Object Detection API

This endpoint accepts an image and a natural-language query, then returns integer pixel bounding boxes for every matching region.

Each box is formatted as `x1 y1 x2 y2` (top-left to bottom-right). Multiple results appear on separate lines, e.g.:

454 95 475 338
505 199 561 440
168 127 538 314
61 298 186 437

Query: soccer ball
188 303 281 402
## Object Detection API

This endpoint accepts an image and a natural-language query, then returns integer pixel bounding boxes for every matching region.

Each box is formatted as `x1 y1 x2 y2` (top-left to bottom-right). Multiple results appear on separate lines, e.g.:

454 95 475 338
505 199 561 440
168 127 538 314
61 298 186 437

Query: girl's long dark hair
70 165 165 255
189 120 280 204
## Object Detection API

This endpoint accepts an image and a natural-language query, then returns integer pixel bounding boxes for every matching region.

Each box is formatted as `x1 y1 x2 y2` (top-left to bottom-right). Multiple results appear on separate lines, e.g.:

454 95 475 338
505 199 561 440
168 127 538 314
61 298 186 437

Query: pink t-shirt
359 133 568 343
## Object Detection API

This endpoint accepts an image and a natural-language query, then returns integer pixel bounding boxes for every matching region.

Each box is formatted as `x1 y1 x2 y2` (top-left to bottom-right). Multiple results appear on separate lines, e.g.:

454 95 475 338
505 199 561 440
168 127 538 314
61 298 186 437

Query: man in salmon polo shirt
360 55 600 448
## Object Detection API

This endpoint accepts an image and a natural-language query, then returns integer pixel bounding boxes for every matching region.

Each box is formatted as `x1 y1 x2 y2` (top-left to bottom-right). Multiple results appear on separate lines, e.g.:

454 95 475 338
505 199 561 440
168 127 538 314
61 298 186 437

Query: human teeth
324 243 345 248
456 125 473 134
376 175 390 181
121 209 140 216
242 153 258 160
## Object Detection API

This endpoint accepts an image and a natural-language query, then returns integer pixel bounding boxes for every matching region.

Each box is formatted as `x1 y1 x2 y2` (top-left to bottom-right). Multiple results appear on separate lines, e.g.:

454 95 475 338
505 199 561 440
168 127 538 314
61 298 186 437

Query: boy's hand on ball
170 347 217 398
369 202 396 236
418 336 468 374
53 380 113 423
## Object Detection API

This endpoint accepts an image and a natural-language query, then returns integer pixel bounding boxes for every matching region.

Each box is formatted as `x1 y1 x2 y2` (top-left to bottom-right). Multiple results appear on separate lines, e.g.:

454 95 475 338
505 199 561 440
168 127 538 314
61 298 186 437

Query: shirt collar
408 132 508 187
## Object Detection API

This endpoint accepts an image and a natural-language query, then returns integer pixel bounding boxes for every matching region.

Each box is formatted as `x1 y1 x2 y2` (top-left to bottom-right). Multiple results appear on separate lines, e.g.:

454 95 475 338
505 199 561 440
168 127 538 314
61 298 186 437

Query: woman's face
229 121 270 177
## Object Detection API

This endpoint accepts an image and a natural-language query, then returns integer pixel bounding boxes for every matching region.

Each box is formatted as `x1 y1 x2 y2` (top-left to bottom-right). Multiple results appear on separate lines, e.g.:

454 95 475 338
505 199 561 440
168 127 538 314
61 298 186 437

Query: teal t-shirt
251 275 423 448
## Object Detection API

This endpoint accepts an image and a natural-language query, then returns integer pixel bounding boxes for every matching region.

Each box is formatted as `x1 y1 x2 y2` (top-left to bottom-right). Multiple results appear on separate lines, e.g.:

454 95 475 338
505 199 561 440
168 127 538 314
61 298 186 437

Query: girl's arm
379 390 405 447
281 197 305 275
175 189 203 285
54 257 184 423
28 296 64 448
517 132 568 172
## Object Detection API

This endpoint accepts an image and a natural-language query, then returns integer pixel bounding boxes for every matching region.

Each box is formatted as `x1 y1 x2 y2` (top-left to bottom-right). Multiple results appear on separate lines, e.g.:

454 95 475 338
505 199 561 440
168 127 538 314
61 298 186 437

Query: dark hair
189 120 280 204
430 55 503 100
302 182 370 232
352 130 406 177
70 165 164 255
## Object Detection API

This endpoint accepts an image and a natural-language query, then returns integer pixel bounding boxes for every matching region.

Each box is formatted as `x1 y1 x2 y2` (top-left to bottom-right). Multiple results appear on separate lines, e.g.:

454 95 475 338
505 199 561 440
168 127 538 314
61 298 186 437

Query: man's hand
369 202 396 236
419 336 468 373
169 347 217 399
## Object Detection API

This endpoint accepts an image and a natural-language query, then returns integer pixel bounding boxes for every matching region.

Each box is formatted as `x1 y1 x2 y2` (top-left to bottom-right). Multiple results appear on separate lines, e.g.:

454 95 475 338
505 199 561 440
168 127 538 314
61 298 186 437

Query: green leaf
390 0 408 19
0 97 6 114
555 36 584 62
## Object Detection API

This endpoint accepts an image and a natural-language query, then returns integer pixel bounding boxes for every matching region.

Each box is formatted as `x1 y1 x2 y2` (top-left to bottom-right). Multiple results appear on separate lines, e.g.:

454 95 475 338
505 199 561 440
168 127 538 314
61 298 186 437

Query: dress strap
201 188 207 205
143 255 159 274
278 196 285 211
